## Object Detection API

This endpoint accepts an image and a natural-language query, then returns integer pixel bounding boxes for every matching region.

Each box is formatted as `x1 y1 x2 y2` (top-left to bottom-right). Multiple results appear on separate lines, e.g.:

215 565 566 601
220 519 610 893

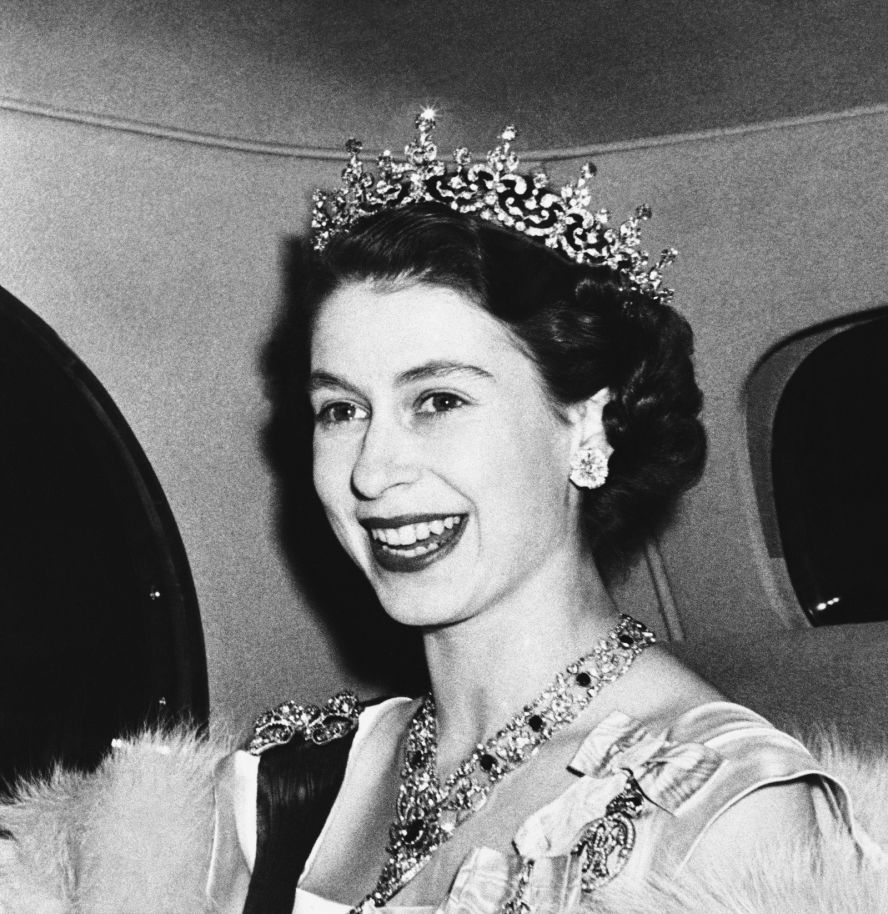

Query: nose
350 416 421 500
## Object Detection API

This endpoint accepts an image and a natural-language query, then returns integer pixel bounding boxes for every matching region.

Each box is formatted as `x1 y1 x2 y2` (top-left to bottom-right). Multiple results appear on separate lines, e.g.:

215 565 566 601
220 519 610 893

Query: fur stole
0 731 886 913
0 728 233 913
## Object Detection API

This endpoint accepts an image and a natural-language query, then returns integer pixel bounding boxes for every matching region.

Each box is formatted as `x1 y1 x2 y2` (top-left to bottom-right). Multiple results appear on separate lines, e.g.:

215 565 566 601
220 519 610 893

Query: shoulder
245 691 414 758
639 698 853 872
605 644 724 731
218 691 416 844
683 779 818 870
646 733 885 907
596 775 885 912
208 693 416 910
576 678 847 864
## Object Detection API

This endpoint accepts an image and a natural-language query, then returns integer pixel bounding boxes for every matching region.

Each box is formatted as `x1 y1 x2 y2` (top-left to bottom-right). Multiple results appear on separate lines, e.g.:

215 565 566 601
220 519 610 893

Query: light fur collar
1 729 885 912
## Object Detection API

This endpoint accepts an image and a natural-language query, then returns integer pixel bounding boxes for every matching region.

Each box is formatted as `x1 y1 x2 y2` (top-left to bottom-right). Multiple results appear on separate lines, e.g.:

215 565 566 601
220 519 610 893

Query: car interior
1 1 886 788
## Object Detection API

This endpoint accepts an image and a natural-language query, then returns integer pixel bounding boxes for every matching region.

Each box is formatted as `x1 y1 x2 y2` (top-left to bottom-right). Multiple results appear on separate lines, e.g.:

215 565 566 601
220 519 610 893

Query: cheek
466 409 571 524
312 438 351 518
311 438 331 504
492 407 568 479
312 442 366 560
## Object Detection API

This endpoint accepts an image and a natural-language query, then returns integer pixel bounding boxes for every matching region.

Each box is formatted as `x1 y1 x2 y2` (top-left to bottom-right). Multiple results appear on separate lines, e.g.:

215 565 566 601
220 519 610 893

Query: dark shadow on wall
260 238 427 698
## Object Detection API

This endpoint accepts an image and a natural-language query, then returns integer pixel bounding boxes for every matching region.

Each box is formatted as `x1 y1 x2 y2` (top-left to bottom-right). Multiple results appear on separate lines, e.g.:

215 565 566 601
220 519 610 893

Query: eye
315 400 369 426
415 392 467 415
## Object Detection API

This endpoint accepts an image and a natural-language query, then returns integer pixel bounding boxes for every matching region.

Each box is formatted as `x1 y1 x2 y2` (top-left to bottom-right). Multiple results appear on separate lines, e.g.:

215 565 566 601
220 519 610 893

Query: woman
0 114 883 914
207 113 877 914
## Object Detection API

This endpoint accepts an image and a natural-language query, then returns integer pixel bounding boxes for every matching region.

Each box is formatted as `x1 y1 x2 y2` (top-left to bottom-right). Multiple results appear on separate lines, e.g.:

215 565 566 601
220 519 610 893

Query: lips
360 513 467 573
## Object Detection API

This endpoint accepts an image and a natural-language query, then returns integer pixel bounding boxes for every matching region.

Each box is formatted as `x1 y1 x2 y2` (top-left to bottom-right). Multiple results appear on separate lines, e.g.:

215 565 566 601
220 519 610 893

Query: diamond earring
569 447 609 489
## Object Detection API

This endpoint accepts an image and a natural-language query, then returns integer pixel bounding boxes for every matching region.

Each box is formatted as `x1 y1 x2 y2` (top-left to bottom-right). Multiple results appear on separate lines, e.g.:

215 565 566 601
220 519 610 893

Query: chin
350 521 478 626
369 575 474 629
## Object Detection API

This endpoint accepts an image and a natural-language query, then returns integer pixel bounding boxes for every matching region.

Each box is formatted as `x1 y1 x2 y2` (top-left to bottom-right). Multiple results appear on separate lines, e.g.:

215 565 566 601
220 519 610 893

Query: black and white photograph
1 2 887 910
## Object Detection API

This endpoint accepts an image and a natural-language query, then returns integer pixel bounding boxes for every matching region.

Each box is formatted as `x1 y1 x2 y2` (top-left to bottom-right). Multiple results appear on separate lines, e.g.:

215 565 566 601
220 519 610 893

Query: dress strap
242 726 357 913
206 695 405 914
205 693 362 914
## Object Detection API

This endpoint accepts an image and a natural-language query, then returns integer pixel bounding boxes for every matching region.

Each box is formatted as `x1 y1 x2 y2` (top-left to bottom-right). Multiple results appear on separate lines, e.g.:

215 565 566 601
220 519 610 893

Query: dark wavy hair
264 202 705 590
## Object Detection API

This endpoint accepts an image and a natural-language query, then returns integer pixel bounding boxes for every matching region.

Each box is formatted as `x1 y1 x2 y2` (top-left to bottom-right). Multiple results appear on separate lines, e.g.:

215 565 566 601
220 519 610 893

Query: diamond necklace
351 614 655 912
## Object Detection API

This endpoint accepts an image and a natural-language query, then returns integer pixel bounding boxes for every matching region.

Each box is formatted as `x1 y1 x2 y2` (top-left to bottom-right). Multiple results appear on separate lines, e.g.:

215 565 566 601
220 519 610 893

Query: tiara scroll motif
311 110 677 301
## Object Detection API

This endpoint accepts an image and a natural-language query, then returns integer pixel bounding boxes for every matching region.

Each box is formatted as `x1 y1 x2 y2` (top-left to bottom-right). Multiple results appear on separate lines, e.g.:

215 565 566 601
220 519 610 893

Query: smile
361 514 466 573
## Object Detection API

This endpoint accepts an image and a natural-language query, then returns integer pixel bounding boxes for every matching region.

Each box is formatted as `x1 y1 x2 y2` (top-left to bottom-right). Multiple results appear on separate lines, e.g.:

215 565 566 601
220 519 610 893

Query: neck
421 547 618 773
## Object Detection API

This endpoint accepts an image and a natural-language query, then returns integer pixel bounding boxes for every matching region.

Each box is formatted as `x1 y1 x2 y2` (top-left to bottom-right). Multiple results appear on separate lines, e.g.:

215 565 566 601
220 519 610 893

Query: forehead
310 280 524 370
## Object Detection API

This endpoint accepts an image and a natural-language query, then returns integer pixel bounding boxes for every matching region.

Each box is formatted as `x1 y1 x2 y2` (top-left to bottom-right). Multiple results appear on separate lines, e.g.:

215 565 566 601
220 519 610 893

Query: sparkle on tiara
311 109 677 302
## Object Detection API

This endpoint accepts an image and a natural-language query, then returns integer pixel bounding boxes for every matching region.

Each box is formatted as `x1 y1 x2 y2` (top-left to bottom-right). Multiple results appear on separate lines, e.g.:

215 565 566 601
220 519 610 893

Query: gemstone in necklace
349 614 655 912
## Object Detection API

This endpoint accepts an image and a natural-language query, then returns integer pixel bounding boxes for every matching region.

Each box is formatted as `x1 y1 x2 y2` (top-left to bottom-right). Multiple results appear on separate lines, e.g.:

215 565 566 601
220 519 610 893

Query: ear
566 387 613 457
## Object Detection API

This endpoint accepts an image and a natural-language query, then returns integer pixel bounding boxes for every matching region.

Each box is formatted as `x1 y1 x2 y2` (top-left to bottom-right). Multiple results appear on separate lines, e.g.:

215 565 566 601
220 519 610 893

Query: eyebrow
307 360 495 394
307 370 361 395
396 360 495 385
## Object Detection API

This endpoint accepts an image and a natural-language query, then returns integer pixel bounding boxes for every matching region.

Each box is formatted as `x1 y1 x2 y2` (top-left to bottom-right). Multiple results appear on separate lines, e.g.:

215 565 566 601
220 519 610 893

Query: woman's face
308 280 586 627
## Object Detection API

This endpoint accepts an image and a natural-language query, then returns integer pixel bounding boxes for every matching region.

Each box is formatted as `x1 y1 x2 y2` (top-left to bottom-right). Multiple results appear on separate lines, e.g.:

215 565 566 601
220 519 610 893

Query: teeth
367 515 462 549
383 540 441 558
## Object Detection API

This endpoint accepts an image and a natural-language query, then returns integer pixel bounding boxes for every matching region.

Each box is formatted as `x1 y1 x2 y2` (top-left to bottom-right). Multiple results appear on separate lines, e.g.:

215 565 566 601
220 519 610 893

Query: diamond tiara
311 109 677 302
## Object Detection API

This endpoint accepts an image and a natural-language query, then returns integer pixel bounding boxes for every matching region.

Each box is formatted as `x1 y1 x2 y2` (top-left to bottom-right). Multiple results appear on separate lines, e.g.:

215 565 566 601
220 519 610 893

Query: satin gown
207 697 876 914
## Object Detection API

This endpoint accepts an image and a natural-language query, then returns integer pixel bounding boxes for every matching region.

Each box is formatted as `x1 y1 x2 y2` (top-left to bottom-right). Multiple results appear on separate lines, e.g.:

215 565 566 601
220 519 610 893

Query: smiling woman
211 116 882 914
1 113 884 913
308 281 587 625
